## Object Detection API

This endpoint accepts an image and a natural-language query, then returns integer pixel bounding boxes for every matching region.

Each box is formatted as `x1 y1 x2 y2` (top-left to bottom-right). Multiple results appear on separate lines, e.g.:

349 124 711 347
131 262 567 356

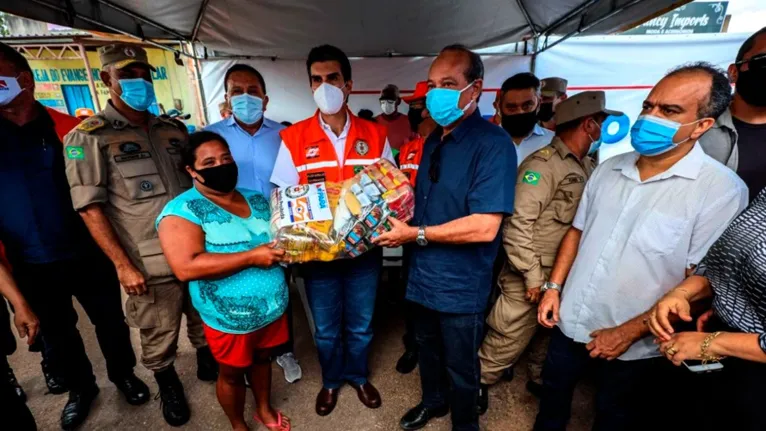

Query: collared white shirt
204 117 284 196
270 113 395 187
515 124 554 165
558 143 748 361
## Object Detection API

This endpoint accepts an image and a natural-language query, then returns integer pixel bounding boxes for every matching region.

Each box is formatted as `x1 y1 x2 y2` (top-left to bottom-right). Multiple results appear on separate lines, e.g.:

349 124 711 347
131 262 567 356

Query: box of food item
270 159 414 262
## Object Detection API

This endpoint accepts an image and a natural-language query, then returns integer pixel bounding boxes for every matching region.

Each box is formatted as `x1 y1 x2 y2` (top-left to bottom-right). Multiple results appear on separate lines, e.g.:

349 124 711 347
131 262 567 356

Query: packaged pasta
270 160 414 262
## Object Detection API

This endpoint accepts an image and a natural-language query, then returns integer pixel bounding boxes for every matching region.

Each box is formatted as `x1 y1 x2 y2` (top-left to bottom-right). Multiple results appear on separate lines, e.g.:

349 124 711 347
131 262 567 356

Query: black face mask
408 108 425 132
502 111 538 138
538 102 554 122
195 163 238 193
737 68 766 107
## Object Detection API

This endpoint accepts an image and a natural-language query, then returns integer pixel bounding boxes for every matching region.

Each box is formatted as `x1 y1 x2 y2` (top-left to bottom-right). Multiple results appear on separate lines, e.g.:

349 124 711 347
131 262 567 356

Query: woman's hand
648 289 692 342
13 302 39 345
696 309 716 332
250 241 287 268
658 332 708 366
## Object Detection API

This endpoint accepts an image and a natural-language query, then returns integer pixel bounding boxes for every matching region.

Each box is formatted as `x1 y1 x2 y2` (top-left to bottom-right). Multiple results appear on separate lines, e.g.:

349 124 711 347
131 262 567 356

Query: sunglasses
736 53 766 71
429 141 447 183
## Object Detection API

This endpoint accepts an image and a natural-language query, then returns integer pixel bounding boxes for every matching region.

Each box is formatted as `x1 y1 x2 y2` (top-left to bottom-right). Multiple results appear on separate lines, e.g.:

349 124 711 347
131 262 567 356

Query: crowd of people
0 24 764 431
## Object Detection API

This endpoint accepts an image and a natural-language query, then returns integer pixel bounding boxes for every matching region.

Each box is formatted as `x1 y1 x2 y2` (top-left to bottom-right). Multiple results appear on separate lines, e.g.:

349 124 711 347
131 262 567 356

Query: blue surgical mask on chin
629 115 700 156
426 82 475 127
587 119 603 155
118 78 156 112
230 94 264 125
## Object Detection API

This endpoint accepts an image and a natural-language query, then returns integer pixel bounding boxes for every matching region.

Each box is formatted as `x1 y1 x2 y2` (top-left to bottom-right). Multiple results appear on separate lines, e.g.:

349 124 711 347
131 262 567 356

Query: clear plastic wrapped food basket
270 160 415 262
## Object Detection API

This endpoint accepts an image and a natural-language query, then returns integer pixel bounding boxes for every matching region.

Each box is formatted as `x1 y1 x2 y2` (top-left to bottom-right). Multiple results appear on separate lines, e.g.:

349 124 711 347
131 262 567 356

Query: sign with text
625 2 728 35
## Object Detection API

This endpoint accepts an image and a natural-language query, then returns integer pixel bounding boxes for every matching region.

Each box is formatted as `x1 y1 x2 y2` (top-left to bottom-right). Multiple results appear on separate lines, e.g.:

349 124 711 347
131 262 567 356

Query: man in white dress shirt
534 62 748 431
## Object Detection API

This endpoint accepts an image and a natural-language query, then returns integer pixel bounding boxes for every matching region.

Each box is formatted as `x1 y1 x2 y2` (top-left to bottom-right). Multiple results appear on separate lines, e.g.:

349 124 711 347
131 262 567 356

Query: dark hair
307 45 352 82
280 121 293 127
736 27 766 62
665 62 732 119
181 131 230 170
224 64 266 93
440 44 484 82
358 109 374 121
555 113 607 135
0 42 32 76
501 73 540 95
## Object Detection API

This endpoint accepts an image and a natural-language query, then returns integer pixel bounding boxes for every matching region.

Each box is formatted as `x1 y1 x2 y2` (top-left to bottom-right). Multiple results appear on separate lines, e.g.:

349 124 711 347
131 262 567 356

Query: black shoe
400 403 449 430
477 383 489 416
114 373 150 405
42 359 67 395
155 366 191 427
60 385 99 430
196 346 218 382
5 366 26 403
396 350 419 374
526 380 543 398
502 366 515 382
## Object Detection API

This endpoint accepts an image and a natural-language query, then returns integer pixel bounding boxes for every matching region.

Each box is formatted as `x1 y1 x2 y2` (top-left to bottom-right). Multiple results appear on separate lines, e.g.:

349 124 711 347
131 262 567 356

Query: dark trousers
14 256 136 392
400 246 417 352
303 249 381 388
535 327 662 431
0 376 36 430
414 303 484 431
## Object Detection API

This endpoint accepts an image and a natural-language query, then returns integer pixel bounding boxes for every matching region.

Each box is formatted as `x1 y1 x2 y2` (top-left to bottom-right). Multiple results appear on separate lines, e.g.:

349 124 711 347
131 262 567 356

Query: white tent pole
191 0 211 42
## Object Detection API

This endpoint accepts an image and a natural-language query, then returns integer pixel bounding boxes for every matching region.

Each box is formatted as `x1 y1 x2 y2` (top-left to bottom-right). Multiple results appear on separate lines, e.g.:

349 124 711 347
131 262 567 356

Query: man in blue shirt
374 44 516 431
205 64 302 383
205 64 285 197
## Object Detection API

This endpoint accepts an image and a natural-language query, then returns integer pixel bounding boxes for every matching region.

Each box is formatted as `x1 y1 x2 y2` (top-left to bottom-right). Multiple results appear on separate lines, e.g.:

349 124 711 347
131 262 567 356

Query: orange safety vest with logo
280 111 387 185
399 136 425 187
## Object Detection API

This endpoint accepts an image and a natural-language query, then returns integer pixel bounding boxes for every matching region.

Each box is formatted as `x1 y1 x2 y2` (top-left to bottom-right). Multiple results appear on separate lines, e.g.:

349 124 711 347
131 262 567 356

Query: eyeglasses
736 53 766 71
429 141 447 183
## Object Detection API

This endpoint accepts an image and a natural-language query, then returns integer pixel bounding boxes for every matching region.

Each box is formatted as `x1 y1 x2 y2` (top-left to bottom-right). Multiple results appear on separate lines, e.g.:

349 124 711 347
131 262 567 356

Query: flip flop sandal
254 410 291 431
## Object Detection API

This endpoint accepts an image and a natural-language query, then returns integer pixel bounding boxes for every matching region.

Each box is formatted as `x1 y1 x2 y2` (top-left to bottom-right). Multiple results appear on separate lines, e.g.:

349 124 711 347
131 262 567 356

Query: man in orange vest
393 81 436 376
270 44 395 417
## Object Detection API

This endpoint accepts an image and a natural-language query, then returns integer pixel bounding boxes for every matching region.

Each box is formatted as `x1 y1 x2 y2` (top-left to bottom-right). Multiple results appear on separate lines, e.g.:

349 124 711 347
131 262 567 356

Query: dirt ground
8 282 594 431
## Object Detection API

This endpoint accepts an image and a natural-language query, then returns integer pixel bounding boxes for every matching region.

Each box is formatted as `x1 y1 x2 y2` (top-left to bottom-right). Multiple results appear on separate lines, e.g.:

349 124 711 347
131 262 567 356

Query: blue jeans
303 249 381 389
414 303 484 431
535 327 660 431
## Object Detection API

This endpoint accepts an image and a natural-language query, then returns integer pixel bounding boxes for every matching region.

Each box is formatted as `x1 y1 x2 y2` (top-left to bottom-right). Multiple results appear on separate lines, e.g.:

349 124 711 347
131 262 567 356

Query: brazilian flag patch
522 170 541 185
66 146 85 160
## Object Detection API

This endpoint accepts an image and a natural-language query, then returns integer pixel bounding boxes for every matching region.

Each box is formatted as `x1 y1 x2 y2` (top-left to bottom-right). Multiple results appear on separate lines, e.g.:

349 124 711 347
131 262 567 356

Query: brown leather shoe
352 382 381 409
315 387 339 416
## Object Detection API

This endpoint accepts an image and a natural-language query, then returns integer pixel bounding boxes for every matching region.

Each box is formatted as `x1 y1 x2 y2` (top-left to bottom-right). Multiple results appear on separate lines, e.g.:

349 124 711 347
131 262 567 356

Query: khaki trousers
479 268 550 385
125 281 207 372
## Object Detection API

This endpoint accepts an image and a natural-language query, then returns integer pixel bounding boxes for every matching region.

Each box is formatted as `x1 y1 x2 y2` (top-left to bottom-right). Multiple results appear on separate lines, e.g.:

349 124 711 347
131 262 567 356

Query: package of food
270 160 414 262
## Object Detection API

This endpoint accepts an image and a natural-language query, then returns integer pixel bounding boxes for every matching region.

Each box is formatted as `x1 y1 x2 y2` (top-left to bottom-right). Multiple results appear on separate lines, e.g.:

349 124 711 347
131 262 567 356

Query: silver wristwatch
416 226 428 246
541 281 562 293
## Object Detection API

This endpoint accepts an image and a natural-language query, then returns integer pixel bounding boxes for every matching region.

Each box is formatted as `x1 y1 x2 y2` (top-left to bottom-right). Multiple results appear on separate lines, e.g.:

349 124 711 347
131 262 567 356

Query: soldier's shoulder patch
522 170 541 185
530 146 554 161
65 146 85 160
76 117 105 133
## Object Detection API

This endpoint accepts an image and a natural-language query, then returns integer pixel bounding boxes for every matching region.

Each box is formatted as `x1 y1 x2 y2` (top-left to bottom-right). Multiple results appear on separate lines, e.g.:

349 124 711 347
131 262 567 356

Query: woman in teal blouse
157 131 290 431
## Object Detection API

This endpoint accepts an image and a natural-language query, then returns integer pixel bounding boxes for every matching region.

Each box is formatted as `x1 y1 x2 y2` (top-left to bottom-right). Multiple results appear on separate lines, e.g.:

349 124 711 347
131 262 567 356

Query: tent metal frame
22 0 681 59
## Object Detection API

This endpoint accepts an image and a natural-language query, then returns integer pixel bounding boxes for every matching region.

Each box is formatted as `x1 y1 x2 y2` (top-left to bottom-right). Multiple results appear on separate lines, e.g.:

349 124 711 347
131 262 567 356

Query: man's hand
250 241 286 268
117 262 147 296
526 286 542 303
13 303 39 345
586 326 638 360
371 217 417 248
696 309 716 332
538 289 560 328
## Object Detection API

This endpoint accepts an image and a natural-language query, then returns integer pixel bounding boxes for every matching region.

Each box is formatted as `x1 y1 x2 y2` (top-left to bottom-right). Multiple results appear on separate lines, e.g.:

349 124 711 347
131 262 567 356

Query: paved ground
8 281 594 430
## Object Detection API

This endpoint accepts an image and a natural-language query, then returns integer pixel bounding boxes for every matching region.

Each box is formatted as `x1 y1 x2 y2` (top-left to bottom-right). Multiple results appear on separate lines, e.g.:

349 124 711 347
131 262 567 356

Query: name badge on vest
307 172 327 184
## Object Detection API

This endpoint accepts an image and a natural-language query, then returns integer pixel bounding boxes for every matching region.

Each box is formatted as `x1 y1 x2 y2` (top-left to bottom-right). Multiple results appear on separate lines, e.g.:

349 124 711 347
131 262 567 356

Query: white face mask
380 100 396 115
313 82 346 115
0 76 24 106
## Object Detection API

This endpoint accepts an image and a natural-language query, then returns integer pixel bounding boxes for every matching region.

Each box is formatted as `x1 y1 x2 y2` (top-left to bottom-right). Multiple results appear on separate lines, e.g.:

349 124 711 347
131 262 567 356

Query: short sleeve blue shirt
156 187 288 334
406 109 517 314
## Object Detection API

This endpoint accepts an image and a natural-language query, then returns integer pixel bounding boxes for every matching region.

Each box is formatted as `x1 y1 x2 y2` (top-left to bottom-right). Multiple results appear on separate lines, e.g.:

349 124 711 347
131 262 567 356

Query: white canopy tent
5 0 689 58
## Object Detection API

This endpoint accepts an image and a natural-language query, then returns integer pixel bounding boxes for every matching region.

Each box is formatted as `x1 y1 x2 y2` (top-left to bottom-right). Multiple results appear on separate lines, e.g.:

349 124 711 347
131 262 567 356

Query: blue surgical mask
425 82 475 127
630 115 699 156
118 78 155 112
587 119 603 155
230 94 264 125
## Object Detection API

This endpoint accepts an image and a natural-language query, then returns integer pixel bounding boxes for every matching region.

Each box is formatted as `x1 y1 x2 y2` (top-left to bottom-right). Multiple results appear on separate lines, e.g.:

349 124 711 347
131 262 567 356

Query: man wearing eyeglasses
374 44 516 431
699 26 766 202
